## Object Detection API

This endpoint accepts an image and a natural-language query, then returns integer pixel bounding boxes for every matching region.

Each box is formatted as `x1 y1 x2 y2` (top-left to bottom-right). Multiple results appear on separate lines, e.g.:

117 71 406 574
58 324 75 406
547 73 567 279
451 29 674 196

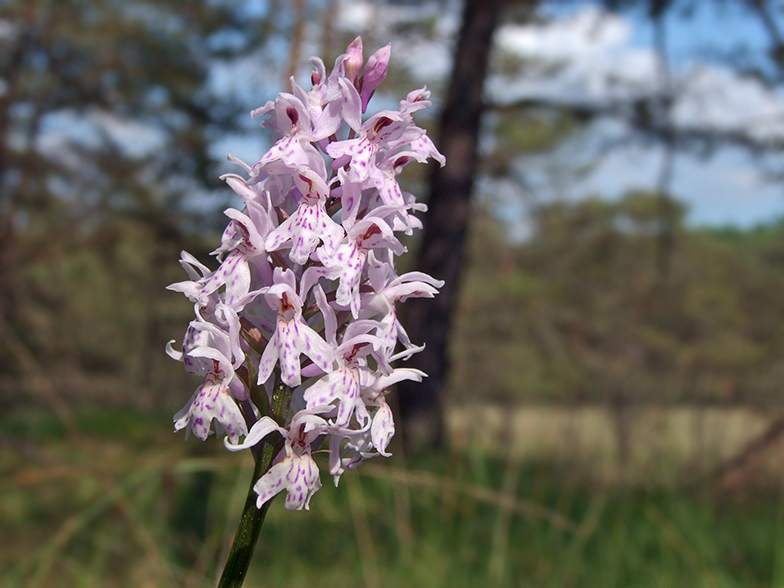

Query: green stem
217 373 292 588
217 437 276 588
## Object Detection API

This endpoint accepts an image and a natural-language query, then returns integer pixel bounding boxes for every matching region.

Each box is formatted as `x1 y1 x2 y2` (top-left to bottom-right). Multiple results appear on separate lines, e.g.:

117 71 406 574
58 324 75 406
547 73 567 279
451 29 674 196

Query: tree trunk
396 0 505 452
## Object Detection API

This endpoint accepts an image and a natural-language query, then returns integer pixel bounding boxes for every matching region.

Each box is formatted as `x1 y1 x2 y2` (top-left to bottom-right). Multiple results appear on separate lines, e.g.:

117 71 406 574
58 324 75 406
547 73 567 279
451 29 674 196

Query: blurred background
3 0 784 586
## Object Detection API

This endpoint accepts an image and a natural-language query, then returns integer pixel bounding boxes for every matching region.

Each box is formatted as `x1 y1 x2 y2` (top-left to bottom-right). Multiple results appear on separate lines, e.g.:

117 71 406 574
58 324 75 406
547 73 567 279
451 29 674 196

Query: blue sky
33 0 784 230
496 1 784 230
297 0 784 230
614 2 784 228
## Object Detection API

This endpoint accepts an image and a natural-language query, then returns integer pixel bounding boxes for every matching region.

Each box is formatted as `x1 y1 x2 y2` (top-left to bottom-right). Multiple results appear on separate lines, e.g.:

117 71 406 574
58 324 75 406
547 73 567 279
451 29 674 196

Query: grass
2 407 784 587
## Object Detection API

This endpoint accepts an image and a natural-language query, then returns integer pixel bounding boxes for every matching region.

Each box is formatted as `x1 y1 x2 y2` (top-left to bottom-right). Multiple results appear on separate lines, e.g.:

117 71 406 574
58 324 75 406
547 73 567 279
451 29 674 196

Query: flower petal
174 376 247 443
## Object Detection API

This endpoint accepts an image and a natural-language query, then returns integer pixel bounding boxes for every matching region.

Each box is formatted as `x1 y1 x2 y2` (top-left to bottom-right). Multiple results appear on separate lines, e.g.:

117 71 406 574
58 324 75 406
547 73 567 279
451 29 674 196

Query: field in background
2 405 784 588
449 405 778 484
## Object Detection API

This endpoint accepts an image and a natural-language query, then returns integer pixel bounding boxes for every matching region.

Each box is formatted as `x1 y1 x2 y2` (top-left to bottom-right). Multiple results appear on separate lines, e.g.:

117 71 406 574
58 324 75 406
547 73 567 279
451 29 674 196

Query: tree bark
396 0 505 452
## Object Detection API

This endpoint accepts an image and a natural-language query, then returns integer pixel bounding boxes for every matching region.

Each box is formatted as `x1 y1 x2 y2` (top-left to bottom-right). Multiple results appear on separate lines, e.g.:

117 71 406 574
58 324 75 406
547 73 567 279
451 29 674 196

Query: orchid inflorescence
166 37 444 511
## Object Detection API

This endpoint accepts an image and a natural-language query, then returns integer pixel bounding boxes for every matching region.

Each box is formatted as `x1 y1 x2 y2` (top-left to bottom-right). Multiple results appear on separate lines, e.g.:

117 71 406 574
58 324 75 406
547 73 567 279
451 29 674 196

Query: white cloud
36 108 166 161
480 6 784 228
398 38 453 82
337 1 375 31
491 6 784 143
90 110 166 158
492 8 660 103
497 8 631 61
672 65 784 142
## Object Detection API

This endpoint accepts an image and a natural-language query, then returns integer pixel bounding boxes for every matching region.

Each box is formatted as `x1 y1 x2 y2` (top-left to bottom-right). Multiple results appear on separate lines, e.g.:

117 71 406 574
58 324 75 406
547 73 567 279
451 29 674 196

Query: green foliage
3 410 784 588
492 109 580 156
451 191 784 406
3 215 209 408
0 0 275 410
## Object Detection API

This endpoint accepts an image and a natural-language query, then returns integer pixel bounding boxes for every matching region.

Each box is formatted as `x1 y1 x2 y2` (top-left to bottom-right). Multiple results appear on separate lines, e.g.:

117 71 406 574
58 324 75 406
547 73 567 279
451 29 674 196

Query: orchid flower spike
167 37 444 511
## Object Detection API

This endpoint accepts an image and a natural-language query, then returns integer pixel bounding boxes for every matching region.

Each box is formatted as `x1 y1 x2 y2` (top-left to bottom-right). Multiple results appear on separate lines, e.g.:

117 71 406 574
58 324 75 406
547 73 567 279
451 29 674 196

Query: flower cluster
166 38 444 511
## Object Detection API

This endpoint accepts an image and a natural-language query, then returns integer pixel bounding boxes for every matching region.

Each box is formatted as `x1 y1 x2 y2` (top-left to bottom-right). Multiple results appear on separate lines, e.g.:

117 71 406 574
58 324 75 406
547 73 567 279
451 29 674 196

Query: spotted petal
173 374 247 443
254 450 322 511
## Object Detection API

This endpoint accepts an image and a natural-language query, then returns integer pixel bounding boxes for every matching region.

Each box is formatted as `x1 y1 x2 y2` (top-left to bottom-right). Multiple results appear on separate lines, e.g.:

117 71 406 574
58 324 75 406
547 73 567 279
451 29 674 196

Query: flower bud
344 36 364 83
360 43 391 111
